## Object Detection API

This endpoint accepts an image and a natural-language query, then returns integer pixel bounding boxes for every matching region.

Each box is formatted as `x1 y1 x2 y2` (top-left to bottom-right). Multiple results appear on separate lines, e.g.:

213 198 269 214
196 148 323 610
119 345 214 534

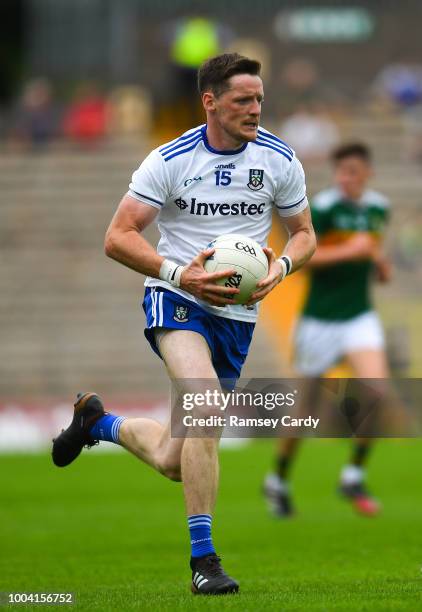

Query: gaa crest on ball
247 169 264 191
203 233 269 305
225 272 242 289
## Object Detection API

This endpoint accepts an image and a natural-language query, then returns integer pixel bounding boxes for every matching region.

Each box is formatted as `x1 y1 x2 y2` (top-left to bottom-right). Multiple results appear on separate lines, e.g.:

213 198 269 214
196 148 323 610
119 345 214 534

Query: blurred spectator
62 83 109 145
371 60 422 162
394 215 422 271
402 104 422 163
169 15 232 92
225 39 271 81
278 58 321 115
159 15 233 133
8 78 60 148
277 57 343 117
372 61 422 109
279 103 340 162
108 86 153 141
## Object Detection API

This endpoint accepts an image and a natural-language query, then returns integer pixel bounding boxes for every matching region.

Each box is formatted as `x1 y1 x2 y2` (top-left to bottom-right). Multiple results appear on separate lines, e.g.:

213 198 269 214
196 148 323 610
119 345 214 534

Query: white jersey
128 124 308 322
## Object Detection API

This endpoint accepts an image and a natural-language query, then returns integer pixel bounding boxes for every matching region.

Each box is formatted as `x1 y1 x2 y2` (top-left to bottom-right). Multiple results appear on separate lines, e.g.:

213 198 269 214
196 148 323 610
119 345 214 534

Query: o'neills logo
215 163 236 169
174 197 265 216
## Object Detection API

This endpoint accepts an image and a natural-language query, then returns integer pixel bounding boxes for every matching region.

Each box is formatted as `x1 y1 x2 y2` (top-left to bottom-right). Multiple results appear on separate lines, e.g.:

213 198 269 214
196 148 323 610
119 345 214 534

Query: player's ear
202 92 217 112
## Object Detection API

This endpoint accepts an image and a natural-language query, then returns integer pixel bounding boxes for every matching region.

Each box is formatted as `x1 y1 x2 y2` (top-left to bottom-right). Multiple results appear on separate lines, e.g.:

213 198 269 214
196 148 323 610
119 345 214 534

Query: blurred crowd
1 15 422 164
0 77 153 150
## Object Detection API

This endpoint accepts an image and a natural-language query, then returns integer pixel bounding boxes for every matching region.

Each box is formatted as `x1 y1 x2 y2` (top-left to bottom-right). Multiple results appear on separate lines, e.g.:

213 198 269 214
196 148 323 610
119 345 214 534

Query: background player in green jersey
264 142 392 517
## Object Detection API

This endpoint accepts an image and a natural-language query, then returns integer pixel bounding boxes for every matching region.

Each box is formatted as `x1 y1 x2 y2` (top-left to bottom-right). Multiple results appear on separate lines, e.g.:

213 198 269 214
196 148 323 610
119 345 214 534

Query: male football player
264 142 391 518
52 53 316 594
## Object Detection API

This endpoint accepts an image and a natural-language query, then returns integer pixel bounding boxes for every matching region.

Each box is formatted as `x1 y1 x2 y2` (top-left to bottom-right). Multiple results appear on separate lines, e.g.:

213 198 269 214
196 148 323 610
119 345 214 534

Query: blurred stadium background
1 2 422 609
1 0 421 449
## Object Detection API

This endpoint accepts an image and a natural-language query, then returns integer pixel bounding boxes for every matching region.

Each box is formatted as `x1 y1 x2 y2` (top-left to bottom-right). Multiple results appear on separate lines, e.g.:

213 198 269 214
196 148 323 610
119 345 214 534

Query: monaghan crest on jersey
247 169 264 191
174 305 189 322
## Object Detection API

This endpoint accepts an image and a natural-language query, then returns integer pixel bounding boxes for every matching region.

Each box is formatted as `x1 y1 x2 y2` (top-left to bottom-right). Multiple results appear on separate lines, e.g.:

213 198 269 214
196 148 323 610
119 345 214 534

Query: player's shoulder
155 124 205 163
251 126 295 163
361 189 391 209
311 187 342 211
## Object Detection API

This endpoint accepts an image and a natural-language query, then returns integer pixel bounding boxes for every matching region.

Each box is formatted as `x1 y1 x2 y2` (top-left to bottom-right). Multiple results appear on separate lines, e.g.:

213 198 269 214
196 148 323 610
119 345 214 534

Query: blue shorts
142 287 255 384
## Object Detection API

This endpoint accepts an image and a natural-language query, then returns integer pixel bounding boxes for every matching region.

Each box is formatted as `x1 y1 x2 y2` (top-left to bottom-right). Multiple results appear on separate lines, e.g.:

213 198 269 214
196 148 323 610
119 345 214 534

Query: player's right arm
306 192 385 268
307 232 380 268
104 194 239 306
105 194 162 277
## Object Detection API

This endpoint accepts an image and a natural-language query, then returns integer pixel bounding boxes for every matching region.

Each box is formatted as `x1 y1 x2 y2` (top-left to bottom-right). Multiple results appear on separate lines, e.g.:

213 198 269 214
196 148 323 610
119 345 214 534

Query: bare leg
157 330 222 516
275 437 301 478
274 377 321 478
182 438 219 514
345 348 389 453
120 327 222 508
119 417 182 480
345 349 389 379
339 348 389 514
265 378 321 515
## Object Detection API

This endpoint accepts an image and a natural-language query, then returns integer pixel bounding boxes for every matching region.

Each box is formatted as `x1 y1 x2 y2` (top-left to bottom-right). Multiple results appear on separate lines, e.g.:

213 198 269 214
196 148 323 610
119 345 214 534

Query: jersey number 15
215 170 232 186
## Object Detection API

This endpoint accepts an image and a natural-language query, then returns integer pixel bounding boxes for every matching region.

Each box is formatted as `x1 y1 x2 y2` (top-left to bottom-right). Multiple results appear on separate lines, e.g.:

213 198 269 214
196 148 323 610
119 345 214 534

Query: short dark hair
331 142 372 164
197 53 261 97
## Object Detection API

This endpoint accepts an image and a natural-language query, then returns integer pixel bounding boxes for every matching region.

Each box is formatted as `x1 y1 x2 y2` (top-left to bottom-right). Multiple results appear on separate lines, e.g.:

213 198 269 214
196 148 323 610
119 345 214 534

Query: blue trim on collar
201 125 248 155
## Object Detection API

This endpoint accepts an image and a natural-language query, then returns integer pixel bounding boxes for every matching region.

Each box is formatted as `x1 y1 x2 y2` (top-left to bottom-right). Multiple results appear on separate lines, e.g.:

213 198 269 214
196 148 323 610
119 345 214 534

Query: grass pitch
1 440 421 611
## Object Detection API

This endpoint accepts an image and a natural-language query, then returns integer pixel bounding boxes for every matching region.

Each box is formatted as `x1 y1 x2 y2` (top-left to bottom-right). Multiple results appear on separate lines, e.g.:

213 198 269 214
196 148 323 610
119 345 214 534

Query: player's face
334 157 373 199
211 74 264 144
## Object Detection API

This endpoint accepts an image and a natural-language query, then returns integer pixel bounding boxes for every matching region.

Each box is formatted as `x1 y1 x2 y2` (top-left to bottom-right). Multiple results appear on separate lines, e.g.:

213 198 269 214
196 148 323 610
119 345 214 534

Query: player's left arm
374 251 392 283
373 200 392 283
246 206 316 305
373 231 392 283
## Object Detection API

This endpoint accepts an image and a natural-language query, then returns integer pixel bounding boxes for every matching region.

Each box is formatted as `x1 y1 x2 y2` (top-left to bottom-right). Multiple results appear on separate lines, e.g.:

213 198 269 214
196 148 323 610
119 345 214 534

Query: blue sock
188 514 216 558
90 414 125 444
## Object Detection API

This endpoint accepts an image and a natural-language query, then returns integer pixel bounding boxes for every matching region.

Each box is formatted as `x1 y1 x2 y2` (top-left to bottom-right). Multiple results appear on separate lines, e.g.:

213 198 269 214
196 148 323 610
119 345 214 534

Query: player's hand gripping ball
204 234 269 305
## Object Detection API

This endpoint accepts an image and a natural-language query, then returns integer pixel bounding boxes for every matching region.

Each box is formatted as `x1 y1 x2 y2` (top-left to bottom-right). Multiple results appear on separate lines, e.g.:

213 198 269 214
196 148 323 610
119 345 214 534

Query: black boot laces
205 555 224 576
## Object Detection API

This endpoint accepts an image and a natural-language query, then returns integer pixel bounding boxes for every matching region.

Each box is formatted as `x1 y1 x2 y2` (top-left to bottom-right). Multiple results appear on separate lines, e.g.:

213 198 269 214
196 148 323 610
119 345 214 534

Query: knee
158 458 182 482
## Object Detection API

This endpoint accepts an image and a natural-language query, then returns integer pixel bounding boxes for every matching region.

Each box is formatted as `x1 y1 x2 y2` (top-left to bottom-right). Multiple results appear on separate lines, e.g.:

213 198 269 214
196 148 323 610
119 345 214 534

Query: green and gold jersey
303 187 390 321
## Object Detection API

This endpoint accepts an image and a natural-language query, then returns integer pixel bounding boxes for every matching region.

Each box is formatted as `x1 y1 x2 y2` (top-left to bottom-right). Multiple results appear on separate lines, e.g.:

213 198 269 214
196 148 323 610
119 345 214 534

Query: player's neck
205 123 245 152
339 186 366 202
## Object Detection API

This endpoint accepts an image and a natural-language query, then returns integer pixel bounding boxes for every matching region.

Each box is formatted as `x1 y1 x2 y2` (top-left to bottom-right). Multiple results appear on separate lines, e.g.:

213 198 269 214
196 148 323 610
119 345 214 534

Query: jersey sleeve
382 199 391 225
274 156 308 217
128 149 170 210
310 204 331 236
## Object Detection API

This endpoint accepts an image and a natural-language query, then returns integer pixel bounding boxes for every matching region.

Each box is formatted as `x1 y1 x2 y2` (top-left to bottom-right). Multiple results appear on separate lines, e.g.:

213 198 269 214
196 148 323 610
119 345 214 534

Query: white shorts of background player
294 311 385 376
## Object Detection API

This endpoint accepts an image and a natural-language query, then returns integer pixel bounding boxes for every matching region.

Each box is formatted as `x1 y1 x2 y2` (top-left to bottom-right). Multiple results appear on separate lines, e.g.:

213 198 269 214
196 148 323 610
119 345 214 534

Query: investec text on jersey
174 197 266 216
